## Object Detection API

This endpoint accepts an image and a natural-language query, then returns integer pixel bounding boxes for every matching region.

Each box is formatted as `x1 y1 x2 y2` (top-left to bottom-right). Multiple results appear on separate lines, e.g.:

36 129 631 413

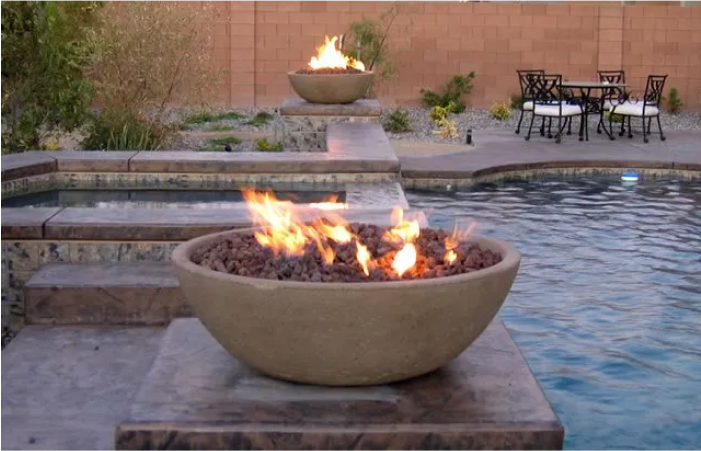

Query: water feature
408 176 701 450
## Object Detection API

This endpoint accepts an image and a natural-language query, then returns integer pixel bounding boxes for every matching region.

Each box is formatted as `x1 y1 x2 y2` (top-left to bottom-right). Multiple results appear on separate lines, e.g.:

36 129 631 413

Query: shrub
604 111 624 123
81 111 170 150
667 88 683 114
510 93 524 110
255 138 284 152
1 1 102 153
84 2 221 149
429 104 459 139
420 73 477 113
382 109 411 133
185 111 244 124
244 111 273 127
340 5 401 97
205 124 235 132
490 102 510 121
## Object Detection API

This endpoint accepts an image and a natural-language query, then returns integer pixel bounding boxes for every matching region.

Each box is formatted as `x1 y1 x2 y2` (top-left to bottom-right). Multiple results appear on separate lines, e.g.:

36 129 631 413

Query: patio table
561 80 627 141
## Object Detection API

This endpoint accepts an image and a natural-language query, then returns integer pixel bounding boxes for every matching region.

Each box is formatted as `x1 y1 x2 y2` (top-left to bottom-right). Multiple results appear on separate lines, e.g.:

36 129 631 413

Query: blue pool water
407 176 701 450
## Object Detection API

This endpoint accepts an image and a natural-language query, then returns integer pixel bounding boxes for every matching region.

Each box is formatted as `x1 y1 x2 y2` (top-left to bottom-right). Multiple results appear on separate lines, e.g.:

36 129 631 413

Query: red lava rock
295 67 365 75
191 223 503 283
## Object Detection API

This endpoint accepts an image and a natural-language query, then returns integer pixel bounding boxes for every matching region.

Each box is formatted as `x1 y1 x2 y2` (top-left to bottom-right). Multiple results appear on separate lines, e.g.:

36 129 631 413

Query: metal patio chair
608 74 667 143
597 70 628 136
525 74 584 144
515 69 545 135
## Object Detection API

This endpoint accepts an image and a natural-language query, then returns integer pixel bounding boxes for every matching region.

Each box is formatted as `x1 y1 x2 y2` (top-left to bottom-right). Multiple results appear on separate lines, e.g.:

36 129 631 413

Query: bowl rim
287 70 375 76
172 228 521 290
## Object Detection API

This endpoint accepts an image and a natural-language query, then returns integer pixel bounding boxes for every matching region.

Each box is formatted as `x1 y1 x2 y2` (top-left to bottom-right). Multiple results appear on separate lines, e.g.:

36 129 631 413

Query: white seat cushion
610 101 659 117
523 100 534 111
534 103 583 117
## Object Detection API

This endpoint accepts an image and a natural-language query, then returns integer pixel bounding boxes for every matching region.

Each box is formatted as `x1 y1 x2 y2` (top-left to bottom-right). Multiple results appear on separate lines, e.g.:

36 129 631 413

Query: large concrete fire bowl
287 71 375 104
172 228 521 386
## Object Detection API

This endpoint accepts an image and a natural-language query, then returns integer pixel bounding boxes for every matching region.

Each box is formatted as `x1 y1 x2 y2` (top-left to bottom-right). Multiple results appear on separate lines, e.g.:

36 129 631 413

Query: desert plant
429 103 457 124
340 4 401 97
490 102 510 121
255 138 284 152
244 111 273 127
1 1 102 153
420 72 476 113
81 111 170 150
382 109 411 133
667 87 683 114
429 104 459 139
510 93 524 110
185 111 244 124
84 2 221 149
205 124 235 132
604 111 624 123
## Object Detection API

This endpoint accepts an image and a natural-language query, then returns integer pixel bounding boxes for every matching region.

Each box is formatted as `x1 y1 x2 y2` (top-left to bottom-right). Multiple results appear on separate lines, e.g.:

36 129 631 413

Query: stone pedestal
115 318 564 450
278 98 381 152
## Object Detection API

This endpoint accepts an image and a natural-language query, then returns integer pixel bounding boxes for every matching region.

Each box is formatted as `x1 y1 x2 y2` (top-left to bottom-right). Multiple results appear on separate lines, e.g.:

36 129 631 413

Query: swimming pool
408 176 701 450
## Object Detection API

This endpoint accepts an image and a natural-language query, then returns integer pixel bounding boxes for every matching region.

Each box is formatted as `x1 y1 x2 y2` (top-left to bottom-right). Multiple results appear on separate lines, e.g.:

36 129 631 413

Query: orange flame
393 243 417 277
356 242 372 276
309 35 366 71
444 222 475 264
243 190 473 280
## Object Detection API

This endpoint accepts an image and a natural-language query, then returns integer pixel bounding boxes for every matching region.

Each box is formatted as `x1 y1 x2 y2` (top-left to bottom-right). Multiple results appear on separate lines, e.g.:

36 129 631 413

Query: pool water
3 189 345 209
408 177 701 450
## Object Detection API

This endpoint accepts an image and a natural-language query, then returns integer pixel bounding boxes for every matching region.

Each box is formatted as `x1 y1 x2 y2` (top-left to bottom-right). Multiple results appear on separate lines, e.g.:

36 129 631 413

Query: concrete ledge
25 262 189 325
1 208 61 239
115 318 564 450
1 152 57 182
281 98 381 116
327 123 399 165
52 151 138 172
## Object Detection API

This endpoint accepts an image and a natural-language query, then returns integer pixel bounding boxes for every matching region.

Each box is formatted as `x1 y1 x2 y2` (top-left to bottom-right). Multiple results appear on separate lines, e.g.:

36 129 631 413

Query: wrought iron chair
608 74 667 143
515 69 545 135
597 70 628 137
525 74 584 144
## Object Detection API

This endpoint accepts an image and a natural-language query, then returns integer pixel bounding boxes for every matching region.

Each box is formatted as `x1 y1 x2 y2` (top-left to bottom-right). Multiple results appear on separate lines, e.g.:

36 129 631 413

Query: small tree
83 2 222 150
1 1 102 153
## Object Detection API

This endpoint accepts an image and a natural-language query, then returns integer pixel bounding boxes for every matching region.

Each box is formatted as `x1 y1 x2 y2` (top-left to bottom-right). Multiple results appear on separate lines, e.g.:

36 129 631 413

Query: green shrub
1 1 102 153
255 138 283 152
205 124 235 132
206 136 242 151
604 111 624 123
667 87 683 114
510 93 524 110
429 103 457 124
420 73 476 113
382 109 411 133
490 102 510 121
185 111 244 124
82 112 170 150
244 111 273 127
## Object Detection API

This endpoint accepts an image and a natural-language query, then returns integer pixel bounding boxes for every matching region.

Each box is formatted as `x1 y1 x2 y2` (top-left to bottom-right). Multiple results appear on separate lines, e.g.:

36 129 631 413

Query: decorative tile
38 242 71 265
69 243 120 263
4 242 39 271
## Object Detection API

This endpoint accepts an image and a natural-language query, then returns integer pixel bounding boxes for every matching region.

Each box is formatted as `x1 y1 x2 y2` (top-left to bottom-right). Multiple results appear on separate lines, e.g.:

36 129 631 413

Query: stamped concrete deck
400 129 701 180
116 318 563 450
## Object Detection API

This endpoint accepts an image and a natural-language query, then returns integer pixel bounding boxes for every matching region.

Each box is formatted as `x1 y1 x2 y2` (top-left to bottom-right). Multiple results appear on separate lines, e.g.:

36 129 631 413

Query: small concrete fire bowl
171 228 521 386
287 70 375 104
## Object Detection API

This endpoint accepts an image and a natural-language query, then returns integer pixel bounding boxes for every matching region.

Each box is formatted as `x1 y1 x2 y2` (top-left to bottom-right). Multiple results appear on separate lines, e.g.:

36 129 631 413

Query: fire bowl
287 71 375 104
172 228 521 386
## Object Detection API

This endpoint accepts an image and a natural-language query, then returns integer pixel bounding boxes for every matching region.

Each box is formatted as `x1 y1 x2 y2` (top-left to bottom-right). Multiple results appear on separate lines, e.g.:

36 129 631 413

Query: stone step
1 324 165 450
25 262 190 326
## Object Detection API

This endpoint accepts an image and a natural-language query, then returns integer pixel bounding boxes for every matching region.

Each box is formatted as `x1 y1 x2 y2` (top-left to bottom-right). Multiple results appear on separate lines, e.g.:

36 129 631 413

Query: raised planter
287 71 375 104
171 228 521 386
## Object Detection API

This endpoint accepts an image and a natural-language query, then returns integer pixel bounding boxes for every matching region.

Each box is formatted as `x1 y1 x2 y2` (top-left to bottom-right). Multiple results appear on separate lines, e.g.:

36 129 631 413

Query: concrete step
1 324 165 450
25 262 190 326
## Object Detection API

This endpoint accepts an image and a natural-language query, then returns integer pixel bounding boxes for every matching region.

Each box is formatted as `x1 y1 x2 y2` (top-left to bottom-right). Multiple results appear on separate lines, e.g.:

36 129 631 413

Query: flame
356 242 372 276
444 221 475 264
393 243 417 277
243 190 474 280
309 35 366 71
